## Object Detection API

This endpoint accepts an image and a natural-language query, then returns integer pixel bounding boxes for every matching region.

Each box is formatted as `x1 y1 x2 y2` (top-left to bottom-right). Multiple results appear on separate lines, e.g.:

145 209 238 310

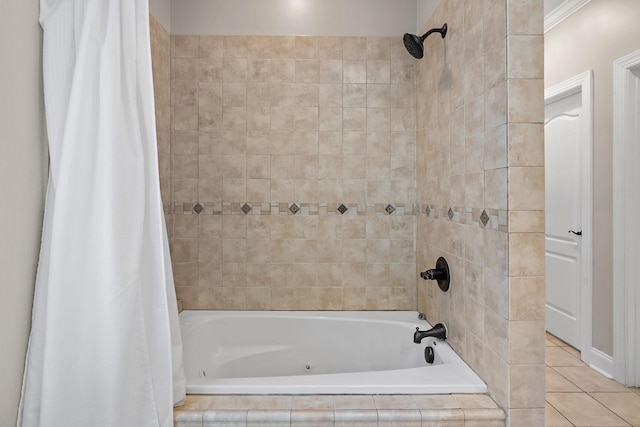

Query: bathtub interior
179 311 487 395
182 313 443 379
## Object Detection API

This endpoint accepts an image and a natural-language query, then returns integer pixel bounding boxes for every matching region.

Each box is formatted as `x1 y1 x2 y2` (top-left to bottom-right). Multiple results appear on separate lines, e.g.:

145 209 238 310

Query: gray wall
415 0 441 33
170 0 418 35
168 0 443 37
545 0 640 356
0 0 48 423
150 0 171 32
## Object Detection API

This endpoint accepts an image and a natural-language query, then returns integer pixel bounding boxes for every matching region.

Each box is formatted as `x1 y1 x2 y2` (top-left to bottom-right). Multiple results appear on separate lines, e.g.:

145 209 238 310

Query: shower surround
415 0 545 424
156 0 546 423
167 35 419 311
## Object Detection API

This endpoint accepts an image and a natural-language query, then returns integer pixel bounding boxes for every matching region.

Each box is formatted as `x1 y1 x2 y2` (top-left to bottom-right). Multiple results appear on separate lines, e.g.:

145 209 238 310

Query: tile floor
545 333 640 426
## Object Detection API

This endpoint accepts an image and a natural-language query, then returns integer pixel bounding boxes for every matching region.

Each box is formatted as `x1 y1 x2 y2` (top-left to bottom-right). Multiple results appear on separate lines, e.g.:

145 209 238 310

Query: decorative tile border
240 203 252 214
420 204 508 232
167 201 507 230
171 202 420 217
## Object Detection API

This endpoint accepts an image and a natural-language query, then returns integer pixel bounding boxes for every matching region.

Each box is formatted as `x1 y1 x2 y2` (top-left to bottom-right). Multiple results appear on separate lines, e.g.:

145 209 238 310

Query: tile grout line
545 399 576 427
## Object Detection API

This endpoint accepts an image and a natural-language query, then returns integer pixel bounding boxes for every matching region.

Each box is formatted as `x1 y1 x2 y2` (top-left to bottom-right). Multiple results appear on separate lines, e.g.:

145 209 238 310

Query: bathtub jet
414 323 447 343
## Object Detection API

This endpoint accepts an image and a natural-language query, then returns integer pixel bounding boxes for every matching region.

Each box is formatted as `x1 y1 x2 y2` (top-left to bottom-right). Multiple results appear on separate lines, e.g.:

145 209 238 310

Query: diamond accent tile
425 206 431 216
289 203 300 215
241 203 252 214
447 207 454 220
193 203 204 214
337 204 348 214
385 204 395 215
480 209 490 226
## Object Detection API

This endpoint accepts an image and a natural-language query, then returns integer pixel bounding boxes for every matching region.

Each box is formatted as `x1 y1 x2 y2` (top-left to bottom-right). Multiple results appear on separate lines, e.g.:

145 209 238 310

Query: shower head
403 23 448 59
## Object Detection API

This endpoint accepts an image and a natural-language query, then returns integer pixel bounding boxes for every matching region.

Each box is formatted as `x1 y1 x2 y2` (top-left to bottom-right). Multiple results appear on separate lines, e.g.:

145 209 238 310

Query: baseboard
584 347 614 379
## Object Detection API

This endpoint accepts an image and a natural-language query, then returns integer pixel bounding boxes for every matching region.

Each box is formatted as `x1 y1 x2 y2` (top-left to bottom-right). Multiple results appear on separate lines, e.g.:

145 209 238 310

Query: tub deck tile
334 409 378 424
460 408 506 420
181 394 217 410
175 408 205 427
173 394 506 426
377 409 422 427
464 420 505 427
452 394 499 409
421 421 465 427
246 409 291 426
203 409 247 426
419 408 464 421
292 395 334 410
208 395 293 410
333 395 376 410
291 409 334 427
374 394 418 409
413 395 461 409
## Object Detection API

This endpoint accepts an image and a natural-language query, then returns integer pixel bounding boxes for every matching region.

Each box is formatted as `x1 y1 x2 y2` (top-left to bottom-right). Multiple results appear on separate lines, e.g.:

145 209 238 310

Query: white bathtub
180 310 487 395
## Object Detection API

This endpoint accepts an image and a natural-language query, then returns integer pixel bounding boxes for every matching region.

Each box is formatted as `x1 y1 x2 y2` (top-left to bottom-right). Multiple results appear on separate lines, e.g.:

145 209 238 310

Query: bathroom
2 0 546 425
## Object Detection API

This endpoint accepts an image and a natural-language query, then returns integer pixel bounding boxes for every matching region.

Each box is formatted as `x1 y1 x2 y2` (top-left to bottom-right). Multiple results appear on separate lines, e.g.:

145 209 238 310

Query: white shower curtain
18 0 185 425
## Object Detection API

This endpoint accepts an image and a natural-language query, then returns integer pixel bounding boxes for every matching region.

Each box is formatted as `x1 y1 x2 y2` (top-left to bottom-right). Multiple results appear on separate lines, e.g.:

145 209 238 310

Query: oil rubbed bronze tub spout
414 323 447 343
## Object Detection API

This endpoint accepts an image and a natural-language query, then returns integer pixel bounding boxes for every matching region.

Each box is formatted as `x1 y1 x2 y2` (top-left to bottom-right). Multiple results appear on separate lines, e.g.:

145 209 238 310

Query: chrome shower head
403 23 448 59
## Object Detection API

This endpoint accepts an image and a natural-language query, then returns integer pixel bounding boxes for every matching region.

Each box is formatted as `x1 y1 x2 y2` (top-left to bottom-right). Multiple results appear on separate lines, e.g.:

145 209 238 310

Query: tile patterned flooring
545 333 640 426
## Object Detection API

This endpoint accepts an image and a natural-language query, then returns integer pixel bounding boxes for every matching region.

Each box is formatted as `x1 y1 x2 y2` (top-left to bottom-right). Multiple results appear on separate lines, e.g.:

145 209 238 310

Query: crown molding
544 0 591 33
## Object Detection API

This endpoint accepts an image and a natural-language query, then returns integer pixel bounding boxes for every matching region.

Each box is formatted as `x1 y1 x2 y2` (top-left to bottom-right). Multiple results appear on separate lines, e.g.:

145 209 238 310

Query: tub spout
414 323 447 343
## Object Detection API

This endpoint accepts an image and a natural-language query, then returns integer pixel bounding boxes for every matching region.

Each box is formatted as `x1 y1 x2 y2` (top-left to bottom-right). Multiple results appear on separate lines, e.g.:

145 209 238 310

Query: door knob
568 230 582 236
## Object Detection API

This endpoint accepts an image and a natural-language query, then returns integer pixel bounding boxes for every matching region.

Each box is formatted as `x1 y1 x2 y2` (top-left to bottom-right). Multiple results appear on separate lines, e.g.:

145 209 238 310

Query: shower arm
418 24 448 42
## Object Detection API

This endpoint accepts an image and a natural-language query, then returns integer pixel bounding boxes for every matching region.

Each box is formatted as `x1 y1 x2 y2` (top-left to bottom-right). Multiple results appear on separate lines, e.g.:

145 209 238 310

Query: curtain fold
19 0 185 425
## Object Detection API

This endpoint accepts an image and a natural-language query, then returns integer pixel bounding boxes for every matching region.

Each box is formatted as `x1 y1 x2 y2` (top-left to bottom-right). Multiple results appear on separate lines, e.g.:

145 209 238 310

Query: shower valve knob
419 257 450 292
420 269 447 280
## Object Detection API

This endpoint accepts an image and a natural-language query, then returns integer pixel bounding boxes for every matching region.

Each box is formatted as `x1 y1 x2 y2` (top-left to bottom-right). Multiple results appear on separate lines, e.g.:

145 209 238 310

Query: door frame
544 70 594 366
613 50 640 386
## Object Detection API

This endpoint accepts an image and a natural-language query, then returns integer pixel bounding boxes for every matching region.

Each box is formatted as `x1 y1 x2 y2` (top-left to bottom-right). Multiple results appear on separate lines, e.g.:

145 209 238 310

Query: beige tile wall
506 0 546 424
415 0 545 424
150 14 171 215
168 35 419 310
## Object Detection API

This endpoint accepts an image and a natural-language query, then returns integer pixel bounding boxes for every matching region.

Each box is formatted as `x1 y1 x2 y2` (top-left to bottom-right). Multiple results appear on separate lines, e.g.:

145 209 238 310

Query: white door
545 91 583 348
